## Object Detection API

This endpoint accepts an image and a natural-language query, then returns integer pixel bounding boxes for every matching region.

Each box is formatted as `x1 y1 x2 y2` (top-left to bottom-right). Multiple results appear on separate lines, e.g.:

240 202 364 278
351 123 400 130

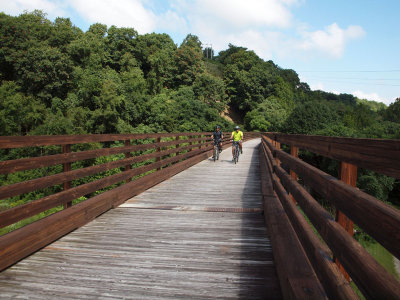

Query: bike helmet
216 125 220 129
234 126 240 130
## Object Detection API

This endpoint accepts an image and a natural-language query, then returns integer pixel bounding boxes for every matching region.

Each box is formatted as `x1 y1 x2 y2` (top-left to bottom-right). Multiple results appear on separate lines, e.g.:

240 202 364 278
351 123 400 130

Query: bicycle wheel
213 147 217 162
216 146 219 160
235 145 240 163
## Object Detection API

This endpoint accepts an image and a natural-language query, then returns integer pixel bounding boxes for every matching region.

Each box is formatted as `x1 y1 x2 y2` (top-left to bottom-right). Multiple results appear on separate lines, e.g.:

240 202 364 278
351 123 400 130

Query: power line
304 76 400 81
299 70 400 73
300 78 400 87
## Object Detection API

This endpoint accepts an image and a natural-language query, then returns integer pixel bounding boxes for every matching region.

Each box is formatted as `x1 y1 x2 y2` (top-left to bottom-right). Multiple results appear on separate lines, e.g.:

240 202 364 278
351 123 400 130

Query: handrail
260 133 400 299
0 132 259 271
264 132 400 178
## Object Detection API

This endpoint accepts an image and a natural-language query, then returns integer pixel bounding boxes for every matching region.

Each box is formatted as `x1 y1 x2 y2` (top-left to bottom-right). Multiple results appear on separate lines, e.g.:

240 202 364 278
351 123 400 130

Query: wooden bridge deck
0 139 281 299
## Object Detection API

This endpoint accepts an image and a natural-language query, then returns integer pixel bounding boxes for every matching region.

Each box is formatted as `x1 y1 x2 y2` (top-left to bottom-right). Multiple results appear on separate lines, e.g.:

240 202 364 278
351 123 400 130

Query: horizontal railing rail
264 133 400 178
260 132 400 299
0 132 259 271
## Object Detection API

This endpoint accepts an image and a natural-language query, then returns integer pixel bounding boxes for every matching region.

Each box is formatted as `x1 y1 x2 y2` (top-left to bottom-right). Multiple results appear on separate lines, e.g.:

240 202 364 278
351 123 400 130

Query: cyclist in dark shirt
211 125 224 154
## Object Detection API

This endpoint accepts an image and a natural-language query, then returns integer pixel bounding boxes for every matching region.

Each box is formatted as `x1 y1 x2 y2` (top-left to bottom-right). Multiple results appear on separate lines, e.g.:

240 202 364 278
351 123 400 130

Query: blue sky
2 0 399 105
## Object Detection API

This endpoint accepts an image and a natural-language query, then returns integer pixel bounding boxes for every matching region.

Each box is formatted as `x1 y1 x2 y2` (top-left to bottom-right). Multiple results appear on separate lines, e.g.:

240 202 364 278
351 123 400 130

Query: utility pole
202 43 213 59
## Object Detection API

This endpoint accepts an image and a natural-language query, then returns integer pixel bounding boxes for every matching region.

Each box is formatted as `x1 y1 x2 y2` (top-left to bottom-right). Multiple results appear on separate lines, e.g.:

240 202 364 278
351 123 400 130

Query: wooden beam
259 147 327 299
263 133 400 178
274 164 400 299
0 146 214 272
274 148 400 260
0 146 212 228
62 144 72 209
335 162 357 281
0 133 212 149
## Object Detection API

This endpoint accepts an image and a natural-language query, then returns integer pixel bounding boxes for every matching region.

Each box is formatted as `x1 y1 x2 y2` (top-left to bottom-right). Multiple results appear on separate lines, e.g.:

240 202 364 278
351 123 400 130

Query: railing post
289 146 298 204
189 135 193 152
176 136 180 155
275 141 281 166
156 137 161 171
63 144 72 209
335 161 357 281
124 140 131 182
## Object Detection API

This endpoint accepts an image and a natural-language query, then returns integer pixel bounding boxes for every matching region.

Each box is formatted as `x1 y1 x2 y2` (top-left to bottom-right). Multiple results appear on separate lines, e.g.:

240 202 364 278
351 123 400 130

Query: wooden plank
259 145 327 299
62 144 72 209
0 137 208 175
264 133 400 178
0 133 212 149
274 164 400 299
289 145 298 204
0 139 282 299
0 146 212 228
0 144 212 269
273 146 400 260
0 142 201 200
271 168 357 299
335 162 357 281
0 209 279 299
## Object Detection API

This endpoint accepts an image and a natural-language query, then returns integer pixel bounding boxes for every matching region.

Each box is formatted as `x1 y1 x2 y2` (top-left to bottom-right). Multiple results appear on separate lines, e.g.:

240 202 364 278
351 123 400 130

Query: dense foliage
1 11 399 207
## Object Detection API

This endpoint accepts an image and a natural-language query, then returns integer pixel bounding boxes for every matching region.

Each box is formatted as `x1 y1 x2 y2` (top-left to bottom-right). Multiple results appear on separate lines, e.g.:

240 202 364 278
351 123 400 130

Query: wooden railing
0 132 258 271
260 133 400 299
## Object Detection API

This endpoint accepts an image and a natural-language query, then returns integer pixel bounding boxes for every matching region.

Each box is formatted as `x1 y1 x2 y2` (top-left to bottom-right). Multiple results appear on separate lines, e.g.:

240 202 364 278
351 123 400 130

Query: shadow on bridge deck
0 139 281 299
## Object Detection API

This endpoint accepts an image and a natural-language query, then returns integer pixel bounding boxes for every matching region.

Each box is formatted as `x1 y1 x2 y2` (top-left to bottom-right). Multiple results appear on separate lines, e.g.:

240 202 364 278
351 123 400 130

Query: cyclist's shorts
213 139 222 145
232 141 241 147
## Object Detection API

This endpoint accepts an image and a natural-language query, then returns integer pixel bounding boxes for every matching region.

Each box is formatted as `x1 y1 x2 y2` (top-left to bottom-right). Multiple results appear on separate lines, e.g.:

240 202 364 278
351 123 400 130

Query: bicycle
213 143 219 162
212 139 222 162
232 141 240 164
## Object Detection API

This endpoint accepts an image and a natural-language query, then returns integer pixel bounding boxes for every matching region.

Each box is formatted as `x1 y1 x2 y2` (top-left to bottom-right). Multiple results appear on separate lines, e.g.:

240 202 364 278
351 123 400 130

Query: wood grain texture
0 133 212 149
261 142 357 300
264 132 400 178
275 148 400 261
259 144 328 300
0 136 209 175
0 139 282 299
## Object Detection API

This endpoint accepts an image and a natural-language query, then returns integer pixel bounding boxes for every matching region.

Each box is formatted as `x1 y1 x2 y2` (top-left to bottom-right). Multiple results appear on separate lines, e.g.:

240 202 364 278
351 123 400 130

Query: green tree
192 73 227 112
244 96 290 132
284 100 340 134
133 33 177 94
105 26 138 71
384 98 400 123
174 35 205 86
0 81 46 135
13 44 72 103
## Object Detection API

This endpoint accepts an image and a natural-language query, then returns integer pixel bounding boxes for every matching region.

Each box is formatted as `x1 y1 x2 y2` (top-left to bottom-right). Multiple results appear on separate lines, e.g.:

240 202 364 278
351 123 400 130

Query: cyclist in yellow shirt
230 126 243 160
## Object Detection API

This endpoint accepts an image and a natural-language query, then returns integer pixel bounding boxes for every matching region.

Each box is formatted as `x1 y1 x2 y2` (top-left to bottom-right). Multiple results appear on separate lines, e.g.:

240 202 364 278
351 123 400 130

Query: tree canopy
1 10 399 214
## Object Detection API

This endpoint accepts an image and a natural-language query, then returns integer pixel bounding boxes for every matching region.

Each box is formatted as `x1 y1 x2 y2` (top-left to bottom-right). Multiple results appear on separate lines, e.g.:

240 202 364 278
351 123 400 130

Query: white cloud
165 0 300 59
1 0 67 18
297 23 365 58
188 0 297 29
69 0 156 33
352 90 391 105
310 82 325 91
155 10 188 37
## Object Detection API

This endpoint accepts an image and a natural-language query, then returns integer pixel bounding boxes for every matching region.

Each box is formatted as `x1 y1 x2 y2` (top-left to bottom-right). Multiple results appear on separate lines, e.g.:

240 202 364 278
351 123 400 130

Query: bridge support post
63 144 72 209
124 140 131 182
156 137 161 171
189 135 193 152
274 141 281 166
289 146 298 204
176 136 180 156
335 161 357 281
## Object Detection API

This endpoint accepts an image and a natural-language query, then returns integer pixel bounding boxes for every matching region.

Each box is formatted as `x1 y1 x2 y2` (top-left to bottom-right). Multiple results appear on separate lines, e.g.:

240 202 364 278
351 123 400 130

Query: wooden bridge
0 132 399 299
